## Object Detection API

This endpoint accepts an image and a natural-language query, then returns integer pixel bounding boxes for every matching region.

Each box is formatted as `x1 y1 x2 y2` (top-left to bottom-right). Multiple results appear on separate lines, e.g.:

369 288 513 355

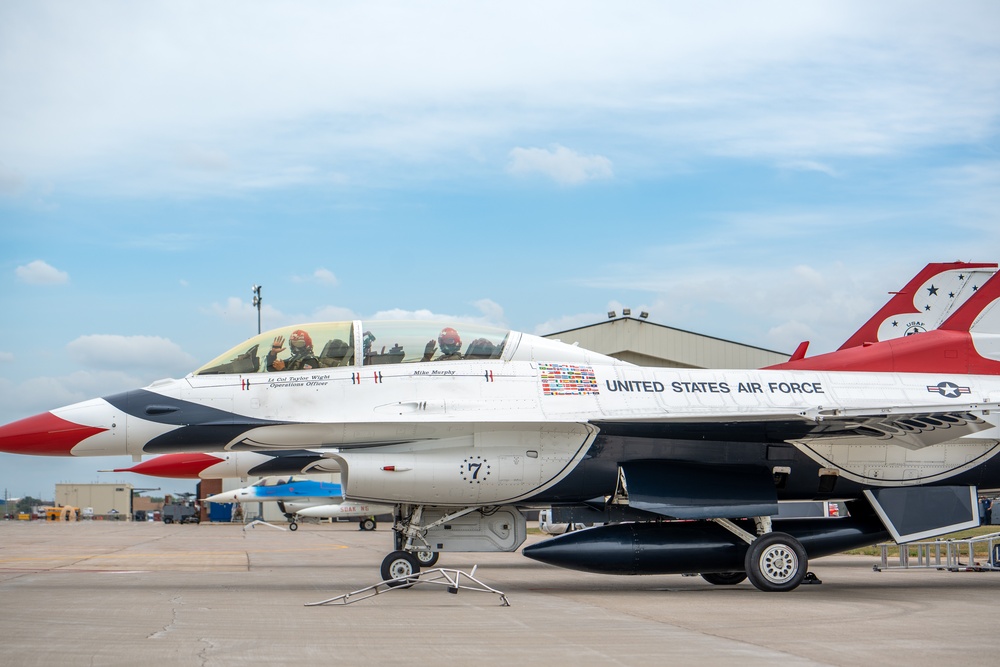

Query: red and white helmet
289 329 313 350
438 327 461 355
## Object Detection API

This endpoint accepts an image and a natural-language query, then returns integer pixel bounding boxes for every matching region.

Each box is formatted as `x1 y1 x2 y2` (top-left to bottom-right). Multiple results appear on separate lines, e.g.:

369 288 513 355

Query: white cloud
177 145 233 172
0 163 25 195
765 320 818 353
368 304 507 328
778 160 840 178
471 299 506 326
66 335 198 375
569 248 902 354
369 308 455 321
293 268 339 286
0 370 146 424
533 312 606 337
311 305 357 322
15 260 69 285
0 351 14 363
205 297 284 324
507 145 613 185
2 3 998 194
313 268 338 285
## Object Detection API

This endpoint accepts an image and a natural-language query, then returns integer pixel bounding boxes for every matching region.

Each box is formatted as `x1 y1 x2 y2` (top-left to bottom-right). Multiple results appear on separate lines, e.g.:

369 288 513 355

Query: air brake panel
863 486 979 542
620 461 778 520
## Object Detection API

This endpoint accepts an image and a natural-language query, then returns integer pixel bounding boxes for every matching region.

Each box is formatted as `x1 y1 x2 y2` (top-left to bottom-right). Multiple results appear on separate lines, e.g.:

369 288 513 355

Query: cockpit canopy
251 476 309 487
194 320 510 376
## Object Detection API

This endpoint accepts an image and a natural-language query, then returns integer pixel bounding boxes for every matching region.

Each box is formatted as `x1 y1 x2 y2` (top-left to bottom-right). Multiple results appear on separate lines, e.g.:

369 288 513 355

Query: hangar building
543 313 789 369
56 483 133 518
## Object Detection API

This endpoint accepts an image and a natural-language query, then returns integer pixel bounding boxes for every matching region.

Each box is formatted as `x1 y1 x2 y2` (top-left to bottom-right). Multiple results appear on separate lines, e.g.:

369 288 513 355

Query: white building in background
56 483 133 518
544 314 789 369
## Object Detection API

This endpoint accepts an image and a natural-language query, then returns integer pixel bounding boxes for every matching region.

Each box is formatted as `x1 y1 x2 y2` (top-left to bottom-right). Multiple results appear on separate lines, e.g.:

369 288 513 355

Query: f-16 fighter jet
3 268 1000 591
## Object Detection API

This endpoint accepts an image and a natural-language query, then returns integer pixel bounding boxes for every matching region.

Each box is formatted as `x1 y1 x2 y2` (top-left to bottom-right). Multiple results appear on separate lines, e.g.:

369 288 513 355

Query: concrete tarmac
1 520 999 666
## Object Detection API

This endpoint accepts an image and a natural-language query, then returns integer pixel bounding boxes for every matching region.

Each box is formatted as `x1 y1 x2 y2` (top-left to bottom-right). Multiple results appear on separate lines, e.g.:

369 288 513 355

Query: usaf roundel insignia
926 381 971 398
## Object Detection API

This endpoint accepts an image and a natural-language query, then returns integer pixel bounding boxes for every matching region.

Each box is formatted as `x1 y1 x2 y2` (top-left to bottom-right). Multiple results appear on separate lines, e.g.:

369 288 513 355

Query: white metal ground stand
306 566 511 607
242 519 287 532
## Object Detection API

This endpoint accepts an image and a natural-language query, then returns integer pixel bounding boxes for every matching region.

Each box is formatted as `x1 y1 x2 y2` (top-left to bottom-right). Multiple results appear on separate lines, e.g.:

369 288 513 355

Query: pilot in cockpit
266 329 320 371
422 327 463 361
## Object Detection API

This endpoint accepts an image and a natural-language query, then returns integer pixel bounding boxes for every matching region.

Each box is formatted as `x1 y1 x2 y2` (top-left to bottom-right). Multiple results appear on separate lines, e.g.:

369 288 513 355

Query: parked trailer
161 504 200 524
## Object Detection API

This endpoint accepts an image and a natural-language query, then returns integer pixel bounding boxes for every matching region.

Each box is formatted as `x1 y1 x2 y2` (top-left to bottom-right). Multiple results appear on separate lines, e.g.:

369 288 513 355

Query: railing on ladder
874 532 1000 572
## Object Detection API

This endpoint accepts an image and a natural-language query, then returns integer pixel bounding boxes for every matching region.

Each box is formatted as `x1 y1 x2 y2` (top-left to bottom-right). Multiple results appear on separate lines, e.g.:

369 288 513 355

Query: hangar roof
544 316 789 369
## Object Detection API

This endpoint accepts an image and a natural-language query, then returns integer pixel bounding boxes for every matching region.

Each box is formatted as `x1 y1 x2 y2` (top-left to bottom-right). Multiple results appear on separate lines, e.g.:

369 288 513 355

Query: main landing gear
712 517 809 592
373 503 452 584
378 504 461 584
379 548 442 588
744 531 808 592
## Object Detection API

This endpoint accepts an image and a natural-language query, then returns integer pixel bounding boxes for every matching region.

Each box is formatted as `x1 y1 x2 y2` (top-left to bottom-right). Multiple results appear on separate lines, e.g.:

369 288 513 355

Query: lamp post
251 283 265 522
251 284 262 334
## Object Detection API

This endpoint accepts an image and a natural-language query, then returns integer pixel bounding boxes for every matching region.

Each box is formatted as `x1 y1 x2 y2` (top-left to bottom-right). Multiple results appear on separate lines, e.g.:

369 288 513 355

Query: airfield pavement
1 520 999 667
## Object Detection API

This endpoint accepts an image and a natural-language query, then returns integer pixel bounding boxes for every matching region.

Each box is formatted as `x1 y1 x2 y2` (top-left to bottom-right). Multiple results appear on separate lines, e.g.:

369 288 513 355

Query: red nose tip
0 412 107 456
113 452 223 478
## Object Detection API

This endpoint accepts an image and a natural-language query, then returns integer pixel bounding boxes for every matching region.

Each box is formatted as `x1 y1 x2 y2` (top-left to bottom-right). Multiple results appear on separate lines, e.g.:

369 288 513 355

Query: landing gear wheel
289 521 298 531
701 571 747 586
744 532 808 592
415 550 439 567
360 518 376 531
381 551 420 588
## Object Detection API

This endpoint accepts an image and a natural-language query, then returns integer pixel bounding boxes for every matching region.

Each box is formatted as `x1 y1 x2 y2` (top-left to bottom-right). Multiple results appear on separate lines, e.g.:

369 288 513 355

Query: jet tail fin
768 269 1000 375
940 268 1000 334
837 262 996 350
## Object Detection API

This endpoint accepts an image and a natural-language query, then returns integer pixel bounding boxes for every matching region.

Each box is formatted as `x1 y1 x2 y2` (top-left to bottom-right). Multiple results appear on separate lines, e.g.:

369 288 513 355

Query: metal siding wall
546 319 788 369
54 483 133 516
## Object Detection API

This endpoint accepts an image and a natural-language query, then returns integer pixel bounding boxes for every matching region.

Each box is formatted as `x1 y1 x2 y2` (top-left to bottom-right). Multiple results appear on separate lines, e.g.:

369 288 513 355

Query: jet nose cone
204 490 241 504
0 412 108 456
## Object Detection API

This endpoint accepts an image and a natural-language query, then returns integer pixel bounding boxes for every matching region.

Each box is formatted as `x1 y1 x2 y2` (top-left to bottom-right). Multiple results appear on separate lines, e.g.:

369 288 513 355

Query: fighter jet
104 262 1000 481
203 475 392 532
3 269 1000 592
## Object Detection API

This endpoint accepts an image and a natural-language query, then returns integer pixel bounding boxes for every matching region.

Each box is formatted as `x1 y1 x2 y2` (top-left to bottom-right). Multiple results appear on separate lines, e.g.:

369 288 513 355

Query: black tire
744 532 808 592
163 518 173 525
289 522 298 531
415 550 439 567
381 551 420 588
701 571 747 586
360 518 376 531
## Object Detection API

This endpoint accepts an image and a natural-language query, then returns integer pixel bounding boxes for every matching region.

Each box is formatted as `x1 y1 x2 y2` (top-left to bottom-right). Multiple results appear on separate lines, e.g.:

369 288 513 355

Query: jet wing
593 401 1000 450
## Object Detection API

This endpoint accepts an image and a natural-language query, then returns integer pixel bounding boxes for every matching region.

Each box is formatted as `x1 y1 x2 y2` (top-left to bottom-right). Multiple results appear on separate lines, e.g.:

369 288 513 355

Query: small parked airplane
203 475 392 532
3 263 1000 591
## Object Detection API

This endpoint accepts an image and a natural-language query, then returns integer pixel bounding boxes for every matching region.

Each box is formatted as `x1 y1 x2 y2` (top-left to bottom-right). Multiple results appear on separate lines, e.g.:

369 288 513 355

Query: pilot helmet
438 327 462 355
289 329 313 351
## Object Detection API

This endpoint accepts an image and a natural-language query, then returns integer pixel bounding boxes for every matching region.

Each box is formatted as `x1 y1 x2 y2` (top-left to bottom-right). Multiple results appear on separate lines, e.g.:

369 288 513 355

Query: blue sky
2 1 1000 499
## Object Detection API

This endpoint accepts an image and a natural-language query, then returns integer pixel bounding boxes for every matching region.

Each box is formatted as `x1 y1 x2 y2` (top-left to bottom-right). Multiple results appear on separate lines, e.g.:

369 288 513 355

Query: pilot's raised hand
269 336 287 370
422 339 437 361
